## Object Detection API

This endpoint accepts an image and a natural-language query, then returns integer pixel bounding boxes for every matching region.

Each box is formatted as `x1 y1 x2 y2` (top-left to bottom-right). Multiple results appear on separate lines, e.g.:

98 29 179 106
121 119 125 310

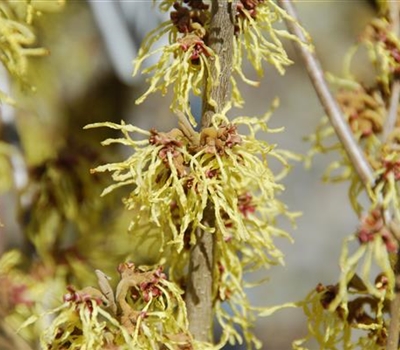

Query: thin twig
185 0 236 342
385 3 400 350
383 1 400 140
389 1 400 35
277 0 374 189
384 81 400 140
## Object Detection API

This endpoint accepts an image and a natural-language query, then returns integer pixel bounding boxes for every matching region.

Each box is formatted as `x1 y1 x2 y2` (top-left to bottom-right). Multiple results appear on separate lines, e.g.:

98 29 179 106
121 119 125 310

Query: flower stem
185 0 236 342
201 0 236 129
277 0 374 189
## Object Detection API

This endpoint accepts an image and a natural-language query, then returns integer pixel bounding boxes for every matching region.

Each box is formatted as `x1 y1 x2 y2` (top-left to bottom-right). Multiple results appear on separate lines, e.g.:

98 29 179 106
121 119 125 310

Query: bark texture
185 0 236 342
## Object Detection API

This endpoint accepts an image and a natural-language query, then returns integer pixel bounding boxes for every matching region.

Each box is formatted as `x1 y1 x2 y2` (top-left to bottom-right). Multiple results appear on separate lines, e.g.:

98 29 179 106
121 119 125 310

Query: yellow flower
86 103 299 348
0 0 66 103
360 18 400 90
294 277 389 350
233 0 311 83
40 263 193 350
134 30 219 126
133 1 217 126
133 1 310 122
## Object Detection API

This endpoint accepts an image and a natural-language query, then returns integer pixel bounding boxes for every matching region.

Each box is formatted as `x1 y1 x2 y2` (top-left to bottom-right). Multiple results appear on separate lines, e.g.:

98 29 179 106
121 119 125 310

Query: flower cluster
133 0 217 126
0 0 301 349
37 263 192 350
0 251 34 315
0 250 70 347
307 12 400 180
306 15 400 215
357 209 398 252
294 274 390 349
307 84 387 181
86 105 298 348
0 0 65 103
305 94 399 346
300 5 400 347
19 140 110 264
134 0 310 125
233 0 308 81
307 80 400 222
360 18 400 90
336 87 385 138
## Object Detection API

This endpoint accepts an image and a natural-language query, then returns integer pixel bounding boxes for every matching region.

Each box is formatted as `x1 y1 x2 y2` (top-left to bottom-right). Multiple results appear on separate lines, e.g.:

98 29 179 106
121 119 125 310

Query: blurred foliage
2 1 400 350
0 2 144 348
0 0 65 104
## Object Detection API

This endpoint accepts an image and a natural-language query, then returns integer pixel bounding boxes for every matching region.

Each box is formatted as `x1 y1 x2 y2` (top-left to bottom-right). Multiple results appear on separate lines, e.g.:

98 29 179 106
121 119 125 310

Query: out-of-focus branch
277 0 374 189
385 4 400 350
384 81 400 140
185 0 236 343
383 2 400 140
389 1 400 34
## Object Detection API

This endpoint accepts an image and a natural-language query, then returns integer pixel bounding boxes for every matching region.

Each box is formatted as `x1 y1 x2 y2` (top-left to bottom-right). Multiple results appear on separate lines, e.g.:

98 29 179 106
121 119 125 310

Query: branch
278 2 400 349
201 0 236 128
383 2 400 141
185 0 236 342
389 1 400 35
277 0 374 189
384 4 400 350
385 4 400 350
384 81 400 140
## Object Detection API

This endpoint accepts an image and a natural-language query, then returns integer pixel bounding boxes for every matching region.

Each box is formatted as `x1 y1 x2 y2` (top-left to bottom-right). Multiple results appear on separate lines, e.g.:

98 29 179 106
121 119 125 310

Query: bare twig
389 1 400 35
385 4 400 350
384 81 400 140
185 0 236 343
384 1 400 141
277 0 374 188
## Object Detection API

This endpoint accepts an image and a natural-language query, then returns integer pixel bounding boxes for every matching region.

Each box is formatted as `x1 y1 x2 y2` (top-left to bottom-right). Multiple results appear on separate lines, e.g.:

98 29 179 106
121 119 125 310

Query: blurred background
0 1 378 349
